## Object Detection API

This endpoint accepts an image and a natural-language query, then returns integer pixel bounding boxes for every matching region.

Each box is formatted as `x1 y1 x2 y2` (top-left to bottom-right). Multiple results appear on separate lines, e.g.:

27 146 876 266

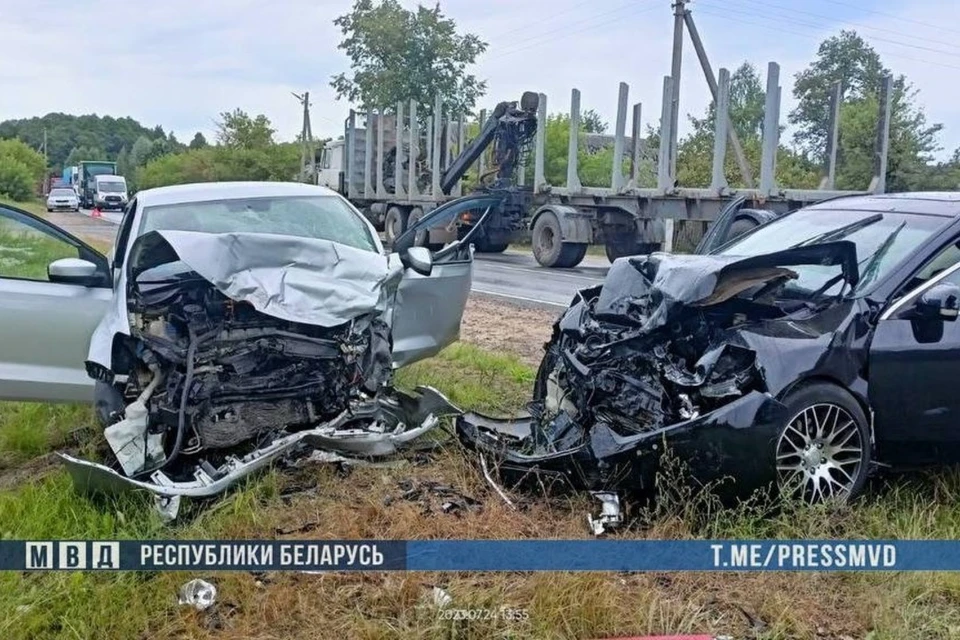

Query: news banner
9 539 960 571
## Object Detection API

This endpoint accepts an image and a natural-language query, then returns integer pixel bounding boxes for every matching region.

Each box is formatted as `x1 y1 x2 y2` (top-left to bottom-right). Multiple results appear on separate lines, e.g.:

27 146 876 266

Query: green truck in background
76 161 118 209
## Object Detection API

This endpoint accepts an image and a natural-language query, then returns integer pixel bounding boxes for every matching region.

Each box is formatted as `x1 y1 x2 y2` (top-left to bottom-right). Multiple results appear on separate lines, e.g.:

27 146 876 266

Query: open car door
0 203 113 402
389 194 504 368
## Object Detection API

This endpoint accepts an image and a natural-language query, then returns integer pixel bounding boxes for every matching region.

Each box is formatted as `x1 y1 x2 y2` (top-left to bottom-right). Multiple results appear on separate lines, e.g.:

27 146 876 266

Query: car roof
804 192 960 218
135 181 339 208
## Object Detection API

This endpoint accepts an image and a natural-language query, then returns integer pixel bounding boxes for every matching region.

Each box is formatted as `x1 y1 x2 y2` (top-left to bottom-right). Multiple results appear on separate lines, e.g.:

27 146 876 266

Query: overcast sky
2 0 959 163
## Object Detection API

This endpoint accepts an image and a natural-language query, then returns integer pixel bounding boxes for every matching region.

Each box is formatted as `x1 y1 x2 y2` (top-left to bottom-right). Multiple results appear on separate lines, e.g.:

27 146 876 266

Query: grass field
1 341 960 639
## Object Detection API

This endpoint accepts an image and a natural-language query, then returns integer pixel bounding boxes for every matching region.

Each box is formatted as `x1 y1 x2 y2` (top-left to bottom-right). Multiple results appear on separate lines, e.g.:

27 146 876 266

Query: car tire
774 381 871 504
94 380 125 428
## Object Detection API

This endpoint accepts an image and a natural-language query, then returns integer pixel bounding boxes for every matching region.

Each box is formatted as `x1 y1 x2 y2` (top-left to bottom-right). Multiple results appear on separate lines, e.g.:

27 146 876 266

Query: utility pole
668 0 687 182
41 129 48 195
292 91 315 182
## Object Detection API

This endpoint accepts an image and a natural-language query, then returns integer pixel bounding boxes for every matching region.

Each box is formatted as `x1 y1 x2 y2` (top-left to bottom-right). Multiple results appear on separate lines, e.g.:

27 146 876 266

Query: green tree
676 62 819 189
64 145 108 168
0 139 47 200
215 109 275 148
581 109 608 134
789 30 942 190
331 0 487 115
138 144 300 190
189 132 208 149
0 113 166 171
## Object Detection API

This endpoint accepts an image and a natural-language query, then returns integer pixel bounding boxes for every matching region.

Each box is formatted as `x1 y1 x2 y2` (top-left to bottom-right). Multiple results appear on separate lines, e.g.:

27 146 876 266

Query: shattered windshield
140 195 378 252
717 209 947 295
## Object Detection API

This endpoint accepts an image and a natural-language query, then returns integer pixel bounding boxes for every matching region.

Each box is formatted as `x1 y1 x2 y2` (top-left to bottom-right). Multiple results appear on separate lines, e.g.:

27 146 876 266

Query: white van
93 174 128 210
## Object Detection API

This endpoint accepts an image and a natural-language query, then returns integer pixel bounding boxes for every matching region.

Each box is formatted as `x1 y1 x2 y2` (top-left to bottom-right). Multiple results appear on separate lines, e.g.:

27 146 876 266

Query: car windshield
49 189 74 197
140 195 378 252
717 208 949 296
98 182 125 193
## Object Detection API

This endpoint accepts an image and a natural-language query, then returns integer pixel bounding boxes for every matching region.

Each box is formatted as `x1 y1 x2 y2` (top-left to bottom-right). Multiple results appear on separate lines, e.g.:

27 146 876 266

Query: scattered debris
390 479 481 516
586 491 623 536
154 495 181 523
178 579 217 611
275 521 320 535
480 455 517 510
429 586 453 608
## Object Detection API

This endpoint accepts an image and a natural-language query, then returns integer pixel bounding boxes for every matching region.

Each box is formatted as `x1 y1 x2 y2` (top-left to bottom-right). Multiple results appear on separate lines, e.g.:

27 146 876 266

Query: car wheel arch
775 374 876 449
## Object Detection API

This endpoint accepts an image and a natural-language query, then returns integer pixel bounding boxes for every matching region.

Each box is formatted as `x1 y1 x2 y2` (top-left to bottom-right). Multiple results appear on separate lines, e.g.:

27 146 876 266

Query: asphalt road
77 208 609 308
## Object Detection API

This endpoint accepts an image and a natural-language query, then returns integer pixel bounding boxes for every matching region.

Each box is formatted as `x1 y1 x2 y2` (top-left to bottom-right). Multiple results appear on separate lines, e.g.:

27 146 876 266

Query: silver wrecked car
0 182 502 497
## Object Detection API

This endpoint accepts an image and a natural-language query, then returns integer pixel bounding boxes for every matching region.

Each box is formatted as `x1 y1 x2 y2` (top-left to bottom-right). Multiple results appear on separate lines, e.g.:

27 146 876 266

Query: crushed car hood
128 230 402 327
87 230 403 371
593 240 860 332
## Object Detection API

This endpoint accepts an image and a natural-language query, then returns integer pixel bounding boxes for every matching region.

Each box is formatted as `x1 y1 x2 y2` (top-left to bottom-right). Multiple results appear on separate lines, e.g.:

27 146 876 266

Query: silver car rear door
0 204 113 402
389 195 504 368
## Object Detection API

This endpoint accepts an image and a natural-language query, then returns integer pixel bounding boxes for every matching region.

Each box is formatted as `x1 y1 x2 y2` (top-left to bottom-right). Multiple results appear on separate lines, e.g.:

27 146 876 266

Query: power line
817 0 960 38
489 0 602 41
697 0 960 61
487 0 659 60
718 0 960 53
693 5 960 73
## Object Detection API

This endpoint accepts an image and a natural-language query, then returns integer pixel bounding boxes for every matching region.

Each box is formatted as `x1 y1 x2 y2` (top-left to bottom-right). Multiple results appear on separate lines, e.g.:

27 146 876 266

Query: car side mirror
916 282 960 321
400 246 433 276
48 257 103 286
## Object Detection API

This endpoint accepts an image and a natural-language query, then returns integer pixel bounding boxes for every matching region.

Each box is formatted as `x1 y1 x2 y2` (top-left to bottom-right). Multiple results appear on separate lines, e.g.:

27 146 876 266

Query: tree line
0 1 956 203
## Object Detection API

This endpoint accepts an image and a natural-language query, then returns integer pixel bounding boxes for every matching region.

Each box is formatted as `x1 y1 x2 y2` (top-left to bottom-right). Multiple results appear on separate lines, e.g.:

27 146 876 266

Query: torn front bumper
60 386 460 498
457 391 789 497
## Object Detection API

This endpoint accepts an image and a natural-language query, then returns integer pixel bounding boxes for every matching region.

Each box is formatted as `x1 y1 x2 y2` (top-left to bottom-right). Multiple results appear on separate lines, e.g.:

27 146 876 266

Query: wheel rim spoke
776 401 864 504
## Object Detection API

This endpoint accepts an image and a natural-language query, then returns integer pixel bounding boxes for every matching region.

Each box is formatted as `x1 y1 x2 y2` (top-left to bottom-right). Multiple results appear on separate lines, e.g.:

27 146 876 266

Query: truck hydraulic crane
316 92 539 252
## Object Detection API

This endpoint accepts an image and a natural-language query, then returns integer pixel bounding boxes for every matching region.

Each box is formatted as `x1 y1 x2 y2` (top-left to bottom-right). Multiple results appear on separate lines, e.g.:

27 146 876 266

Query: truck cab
316 139 345 192
92 174 128 210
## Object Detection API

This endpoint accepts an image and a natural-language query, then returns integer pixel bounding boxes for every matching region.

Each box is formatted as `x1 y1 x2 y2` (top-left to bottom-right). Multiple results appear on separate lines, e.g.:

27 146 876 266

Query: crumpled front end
69 230 453 500
458 245 857 496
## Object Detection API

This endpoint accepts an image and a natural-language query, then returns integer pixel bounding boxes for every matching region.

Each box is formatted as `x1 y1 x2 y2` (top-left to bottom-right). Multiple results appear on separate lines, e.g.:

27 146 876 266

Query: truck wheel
384 206 409 245
474 237 509 253
406 207 431 248
533 212 586 268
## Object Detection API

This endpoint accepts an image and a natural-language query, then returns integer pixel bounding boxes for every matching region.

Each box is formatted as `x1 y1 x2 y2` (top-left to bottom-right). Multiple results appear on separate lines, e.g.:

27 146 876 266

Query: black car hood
592 240 859 333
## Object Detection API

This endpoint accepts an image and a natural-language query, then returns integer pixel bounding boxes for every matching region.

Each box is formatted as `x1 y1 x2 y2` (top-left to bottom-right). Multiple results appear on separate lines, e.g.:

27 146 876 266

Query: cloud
0 0 956 164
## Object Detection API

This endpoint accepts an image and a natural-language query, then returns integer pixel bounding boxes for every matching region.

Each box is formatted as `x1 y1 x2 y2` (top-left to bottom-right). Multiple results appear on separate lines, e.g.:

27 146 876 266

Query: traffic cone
91 207 101 218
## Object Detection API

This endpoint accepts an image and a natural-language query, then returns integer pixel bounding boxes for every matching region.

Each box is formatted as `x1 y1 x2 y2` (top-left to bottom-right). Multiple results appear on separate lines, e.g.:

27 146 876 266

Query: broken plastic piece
587 491 622 536
178 579 217 611
154 494 181 523
430 586 453 608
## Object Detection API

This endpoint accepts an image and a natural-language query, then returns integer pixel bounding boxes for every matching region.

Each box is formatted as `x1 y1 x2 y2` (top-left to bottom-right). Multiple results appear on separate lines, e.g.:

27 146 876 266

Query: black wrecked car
460 192 960 503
